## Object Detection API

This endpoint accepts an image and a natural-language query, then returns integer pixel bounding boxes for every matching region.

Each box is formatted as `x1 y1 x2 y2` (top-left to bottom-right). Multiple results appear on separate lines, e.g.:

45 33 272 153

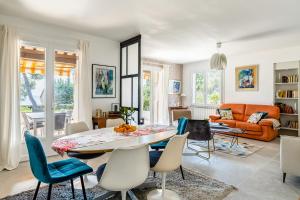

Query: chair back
106 118 125 128
24 131 51 183
54 112 66 130
185 119 212 141
100 145 149 191
152 132 189 172
177 117 188 135
22 112 32 130
66 121 89 135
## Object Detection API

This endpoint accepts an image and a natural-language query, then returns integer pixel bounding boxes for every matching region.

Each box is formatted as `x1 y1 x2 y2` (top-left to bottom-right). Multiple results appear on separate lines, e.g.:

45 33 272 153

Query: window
192 70 223 105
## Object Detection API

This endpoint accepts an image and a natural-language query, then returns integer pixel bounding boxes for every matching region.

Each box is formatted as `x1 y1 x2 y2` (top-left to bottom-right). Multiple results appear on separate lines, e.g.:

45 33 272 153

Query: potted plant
120 107 136 124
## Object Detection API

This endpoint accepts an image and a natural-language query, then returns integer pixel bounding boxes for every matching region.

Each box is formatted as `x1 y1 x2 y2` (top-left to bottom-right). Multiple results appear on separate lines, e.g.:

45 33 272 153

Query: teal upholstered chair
150 117 189 179
24 131 93 200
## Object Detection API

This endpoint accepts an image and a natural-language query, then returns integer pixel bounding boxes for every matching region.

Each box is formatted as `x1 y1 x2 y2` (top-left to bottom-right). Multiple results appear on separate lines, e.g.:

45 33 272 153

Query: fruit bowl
114 124 137 135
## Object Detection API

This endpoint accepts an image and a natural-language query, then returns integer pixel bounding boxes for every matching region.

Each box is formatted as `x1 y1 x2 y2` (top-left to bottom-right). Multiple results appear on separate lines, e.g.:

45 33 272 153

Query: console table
92 112 122 129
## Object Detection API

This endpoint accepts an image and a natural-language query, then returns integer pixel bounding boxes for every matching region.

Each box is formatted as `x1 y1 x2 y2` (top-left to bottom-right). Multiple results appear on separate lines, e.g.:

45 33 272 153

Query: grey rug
2 168 236 200
189 135 263 157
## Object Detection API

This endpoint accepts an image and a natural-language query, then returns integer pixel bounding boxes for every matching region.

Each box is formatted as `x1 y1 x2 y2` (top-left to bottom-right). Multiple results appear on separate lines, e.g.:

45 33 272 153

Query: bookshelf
274 61 300 136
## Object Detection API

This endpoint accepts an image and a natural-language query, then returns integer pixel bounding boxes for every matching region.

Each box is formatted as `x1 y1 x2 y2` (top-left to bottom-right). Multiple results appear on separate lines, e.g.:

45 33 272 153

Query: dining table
51 124 177 199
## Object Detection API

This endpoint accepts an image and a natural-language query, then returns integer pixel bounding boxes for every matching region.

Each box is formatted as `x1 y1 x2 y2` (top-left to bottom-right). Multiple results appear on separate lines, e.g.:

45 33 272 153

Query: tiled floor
1 137 300 200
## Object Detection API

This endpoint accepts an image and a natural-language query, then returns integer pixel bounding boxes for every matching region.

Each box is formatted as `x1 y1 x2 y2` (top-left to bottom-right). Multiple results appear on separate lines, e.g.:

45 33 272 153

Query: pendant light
210 42 227 70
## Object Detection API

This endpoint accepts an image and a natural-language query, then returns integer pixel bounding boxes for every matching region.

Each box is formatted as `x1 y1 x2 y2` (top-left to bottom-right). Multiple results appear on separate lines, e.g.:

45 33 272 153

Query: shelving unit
274 61 300 136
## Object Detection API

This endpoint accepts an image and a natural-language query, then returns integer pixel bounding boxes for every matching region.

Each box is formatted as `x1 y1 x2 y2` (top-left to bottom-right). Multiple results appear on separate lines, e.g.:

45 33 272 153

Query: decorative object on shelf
276 90 298 98
235 65 258 91
92 64 116 98
285 120 299 129
111 103 120 112
275 103 295 114
95 108 102 117
210 42 227 70
169 80 181 94
180 93 186 106
281 74 298 83
120 107 136 124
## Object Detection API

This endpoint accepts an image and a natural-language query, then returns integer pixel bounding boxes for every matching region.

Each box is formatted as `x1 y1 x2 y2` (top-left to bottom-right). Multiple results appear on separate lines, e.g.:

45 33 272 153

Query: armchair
280 136 300 183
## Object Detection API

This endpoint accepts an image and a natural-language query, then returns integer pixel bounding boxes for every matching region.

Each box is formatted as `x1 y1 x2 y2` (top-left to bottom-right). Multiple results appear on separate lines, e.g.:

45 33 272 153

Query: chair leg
153 171 156 178
70 179 75 199
80 176 87 200
207 140 211 159
161 172 167 198
283 173 287 183
121 190 127 200
212 138 216 151
47 184 52 200
33 181 41 200
180 165 185 180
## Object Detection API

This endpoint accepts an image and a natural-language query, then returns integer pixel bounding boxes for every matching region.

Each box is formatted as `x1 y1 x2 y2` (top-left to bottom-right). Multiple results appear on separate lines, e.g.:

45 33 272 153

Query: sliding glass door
19 42 77 156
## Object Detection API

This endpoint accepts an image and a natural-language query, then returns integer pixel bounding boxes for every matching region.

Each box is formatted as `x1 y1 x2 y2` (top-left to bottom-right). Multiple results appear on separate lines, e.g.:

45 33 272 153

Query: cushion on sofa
219 104 245 121
244 104 280 121
236 121 262 132
247 112 264 124
218 108 233 120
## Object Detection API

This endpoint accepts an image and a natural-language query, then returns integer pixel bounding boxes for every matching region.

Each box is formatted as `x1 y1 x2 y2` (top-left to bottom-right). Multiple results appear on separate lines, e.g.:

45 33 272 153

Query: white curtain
74 40 92 128
0 25 21 171
153 64 169 125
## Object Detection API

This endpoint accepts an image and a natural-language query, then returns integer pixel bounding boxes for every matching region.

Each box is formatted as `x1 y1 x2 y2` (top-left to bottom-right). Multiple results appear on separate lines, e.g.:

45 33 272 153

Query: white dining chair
106 118 125 128
66 121 89 135
96 144 150 200
66 121 103 189
147 132 189 200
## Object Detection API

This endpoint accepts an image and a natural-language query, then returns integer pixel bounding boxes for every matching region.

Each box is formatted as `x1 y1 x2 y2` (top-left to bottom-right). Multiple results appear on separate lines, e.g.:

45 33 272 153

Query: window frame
192 69 224 106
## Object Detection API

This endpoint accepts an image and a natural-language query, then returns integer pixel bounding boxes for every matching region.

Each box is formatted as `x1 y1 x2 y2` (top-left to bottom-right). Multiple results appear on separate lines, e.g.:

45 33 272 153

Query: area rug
2 168 236 200
188 135 263 158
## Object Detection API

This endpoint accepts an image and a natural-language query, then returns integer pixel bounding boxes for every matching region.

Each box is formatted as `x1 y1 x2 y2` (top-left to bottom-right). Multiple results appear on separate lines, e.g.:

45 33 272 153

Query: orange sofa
209 103 280 141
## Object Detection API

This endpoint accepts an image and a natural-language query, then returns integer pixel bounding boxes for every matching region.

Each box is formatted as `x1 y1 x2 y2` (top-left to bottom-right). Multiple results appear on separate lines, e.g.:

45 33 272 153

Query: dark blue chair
24 131 93 200
150 117 189 179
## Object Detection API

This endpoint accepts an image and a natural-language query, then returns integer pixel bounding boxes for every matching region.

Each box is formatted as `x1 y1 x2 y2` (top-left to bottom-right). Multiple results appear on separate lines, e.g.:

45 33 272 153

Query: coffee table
210 123 246 147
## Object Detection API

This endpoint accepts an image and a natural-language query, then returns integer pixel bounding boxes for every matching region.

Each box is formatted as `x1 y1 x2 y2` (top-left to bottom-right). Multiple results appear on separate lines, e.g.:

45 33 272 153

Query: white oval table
52 126 177 192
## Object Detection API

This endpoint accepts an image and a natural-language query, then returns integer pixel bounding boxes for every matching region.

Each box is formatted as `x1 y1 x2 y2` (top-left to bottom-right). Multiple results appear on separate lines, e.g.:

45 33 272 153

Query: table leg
33 120 37 136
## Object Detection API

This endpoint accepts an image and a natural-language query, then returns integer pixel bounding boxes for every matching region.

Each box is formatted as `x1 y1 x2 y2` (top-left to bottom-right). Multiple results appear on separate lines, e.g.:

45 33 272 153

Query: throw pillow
218 108 234 120
247 112 264 124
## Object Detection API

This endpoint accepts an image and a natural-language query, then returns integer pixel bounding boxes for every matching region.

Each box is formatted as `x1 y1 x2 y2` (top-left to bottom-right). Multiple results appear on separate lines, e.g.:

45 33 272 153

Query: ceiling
0 0 300 63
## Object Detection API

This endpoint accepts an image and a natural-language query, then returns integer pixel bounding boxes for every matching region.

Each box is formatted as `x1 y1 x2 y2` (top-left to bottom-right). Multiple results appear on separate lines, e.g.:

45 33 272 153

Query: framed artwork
235 65 259 91
92 64 116 98
169 80 181 94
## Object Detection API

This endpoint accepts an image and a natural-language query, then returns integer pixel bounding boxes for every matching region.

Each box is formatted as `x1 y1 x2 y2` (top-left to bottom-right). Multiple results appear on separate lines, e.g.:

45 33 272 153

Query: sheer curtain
74 40 92 128
152 64 170 125
0 25 21 171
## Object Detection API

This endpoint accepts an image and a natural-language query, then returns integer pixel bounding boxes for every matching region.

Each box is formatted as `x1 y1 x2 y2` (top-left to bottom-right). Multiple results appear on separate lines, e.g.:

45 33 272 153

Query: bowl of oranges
114 124 137 135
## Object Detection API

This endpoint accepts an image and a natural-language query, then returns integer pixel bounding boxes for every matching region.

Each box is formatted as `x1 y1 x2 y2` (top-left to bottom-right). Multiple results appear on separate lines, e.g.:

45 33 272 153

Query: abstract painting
235 65 258 91
92 64 116 98
169 80 181 94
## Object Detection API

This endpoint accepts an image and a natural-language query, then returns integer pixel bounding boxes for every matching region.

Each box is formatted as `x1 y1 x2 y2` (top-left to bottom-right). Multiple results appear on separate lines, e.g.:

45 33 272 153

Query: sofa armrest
258 119 273 126
209 115 221 120
281 136 300 175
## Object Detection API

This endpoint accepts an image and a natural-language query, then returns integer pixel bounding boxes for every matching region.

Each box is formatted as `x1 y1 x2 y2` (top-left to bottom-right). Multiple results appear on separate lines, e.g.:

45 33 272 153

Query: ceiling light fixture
210 42 227 70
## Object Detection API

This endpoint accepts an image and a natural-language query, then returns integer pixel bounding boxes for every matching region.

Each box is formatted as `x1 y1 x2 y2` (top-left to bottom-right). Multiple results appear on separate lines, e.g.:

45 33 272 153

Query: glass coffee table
210 123 246 148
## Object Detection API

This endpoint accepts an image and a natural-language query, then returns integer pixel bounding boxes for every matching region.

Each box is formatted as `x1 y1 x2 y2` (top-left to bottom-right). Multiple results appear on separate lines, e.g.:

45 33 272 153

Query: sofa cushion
219 104 245 121
214 119 236 127
247 112 264 124
218 108 233 120
244 104 280 121
236 121 262 132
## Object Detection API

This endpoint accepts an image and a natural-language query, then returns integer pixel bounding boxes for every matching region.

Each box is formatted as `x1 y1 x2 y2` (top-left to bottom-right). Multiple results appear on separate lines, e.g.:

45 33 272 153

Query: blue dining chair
24 131 93 200
150 117 189 179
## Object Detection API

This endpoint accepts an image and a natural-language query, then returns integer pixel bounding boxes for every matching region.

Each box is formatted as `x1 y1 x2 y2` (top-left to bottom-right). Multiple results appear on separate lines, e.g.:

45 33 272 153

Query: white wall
0 14 120 113
183 45 300 106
